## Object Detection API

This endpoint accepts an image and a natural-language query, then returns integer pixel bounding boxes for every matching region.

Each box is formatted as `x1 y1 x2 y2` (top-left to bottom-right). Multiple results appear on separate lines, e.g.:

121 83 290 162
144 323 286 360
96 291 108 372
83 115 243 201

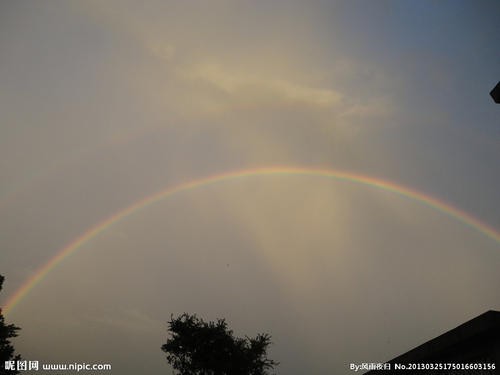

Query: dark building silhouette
365 310 500 374
491 81 500 103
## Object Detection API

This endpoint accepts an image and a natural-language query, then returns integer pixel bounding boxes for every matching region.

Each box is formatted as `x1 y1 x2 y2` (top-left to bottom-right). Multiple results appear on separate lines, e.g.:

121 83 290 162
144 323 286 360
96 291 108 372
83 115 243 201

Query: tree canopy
162 313 278 375
0 275 21 375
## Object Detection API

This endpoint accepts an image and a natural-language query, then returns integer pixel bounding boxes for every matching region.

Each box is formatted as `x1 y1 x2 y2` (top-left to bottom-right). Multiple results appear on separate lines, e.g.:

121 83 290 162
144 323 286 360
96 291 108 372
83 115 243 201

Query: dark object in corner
491 81 500 103
365 310 500 374
0 275 22 375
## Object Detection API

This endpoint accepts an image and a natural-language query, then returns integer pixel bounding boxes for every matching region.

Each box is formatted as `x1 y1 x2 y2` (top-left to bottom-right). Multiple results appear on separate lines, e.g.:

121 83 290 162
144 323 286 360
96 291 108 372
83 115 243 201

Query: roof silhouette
491 81 500 103
365 310 500 374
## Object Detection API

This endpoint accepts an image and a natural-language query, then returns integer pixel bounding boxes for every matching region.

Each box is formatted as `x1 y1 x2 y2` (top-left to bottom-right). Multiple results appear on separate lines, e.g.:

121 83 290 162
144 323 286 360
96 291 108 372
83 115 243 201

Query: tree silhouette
162 313 278 375
0 275 21 375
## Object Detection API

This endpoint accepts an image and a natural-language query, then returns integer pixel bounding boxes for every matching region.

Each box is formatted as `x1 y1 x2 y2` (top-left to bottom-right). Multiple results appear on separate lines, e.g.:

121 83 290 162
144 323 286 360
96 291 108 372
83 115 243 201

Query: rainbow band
3 166 500 315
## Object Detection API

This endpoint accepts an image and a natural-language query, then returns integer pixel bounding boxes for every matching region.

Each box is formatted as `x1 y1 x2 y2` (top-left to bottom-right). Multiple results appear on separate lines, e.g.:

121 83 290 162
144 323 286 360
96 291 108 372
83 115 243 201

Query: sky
1 0 499 374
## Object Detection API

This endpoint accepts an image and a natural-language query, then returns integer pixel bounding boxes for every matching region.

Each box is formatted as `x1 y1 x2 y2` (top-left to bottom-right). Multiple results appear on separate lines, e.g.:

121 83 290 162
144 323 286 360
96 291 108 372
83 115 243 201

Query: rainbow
3 166 500 315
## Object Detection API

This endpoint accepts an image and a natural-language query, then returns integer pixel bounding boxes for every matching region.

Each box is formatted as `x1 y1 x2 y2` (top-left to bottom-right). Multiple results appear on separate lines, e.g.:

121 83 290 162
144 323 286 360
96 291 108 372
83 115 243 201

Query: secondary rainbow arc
3 166 500 315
